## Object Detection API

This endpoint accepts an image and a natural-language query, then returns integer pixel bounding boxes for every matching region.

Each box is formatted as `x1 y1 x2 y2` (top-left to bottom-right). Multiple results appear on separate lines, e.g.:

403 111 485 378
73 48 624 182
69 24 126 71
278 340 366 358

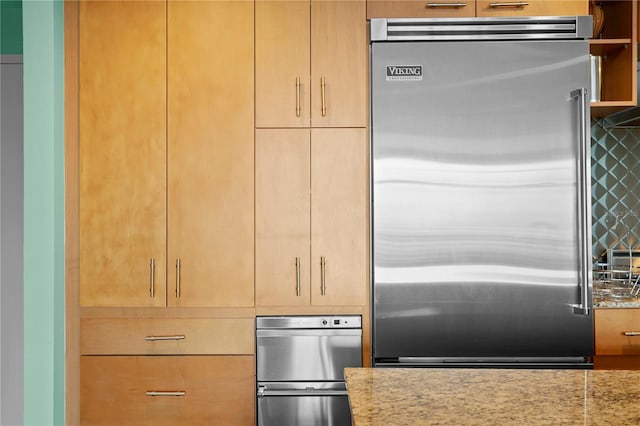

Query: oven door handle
256 329 362 337
257 389 348 398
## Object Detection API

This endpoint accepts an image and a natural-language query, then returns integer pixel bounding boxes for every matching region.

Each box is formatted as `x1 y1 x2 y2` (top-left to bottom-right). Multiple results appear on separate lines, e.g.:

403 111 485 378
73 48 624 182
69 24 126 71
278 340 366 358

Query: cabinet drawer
367 0 476 19
476 1 587 17
80 356 255 426
80 318 254 355
595 309 640 355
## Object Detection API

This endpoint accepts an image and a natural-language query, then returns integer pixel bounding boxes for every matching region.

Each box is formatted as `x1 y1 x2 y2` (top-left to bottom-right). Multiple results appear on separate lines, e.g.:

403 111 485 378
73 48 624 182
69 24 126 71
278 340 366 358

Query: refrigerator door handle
570 87 591 316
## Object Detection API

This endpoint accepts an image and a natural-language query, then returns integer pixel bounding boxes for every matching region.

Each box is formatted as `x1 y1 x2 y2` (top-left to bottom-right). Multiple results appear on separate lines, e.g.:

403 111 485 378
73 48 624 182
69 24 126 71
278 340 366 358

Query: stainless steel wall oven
256 315 362 426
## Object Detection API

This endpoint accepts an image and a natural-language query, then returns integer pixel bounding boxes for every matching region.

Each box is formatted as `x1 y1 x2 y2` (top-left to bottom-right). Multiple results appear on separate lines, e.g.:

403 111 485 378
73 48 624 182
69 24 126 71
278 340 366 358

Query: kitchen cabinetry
366 0 586 19
79 0 167 307
255 0 367 128
589 0 638 117
81 356 254 426
367 1 476 19
79 0 254 307
80 318 255 425
167 1 254 308
594 308 640 369
476 1 587 16
255 128 368 307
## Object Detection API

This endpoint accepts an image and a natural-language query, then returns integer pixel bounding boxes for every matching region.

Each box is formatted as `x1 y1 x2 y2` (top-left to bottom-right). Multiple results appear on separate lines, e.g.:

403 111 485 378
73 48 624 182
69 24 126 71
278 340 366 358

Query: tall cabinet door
79 0 167 307
168 1 254 307
311 0 367 127
255 1 310 128
256 129 311 306
311 128 368 306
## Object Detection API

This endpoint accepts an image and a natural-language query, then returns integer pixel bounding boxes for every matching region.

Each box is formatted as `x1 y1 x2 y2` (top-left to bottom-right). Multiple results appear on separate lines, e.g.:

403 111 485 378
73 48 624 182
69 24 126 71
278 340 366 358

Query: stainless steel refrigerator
371 16 594 368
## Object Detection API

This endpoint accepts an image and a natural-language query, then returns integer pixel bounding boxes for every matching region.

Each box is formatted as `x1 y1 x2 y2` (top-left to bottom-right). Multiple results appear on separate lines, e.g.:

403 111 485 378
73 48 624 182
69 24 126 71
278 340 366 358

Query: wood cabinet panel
80 318 255 355
256 0 367 128
256 129 368 307
256 1 310 127
367 0 476 19
476 0 587 17
595 308 640 356
256 129 311 306
311 0 367 127
594 355 640 370
167 0 254 307
311 128 368 306
80 356 255 426
79 0 167 307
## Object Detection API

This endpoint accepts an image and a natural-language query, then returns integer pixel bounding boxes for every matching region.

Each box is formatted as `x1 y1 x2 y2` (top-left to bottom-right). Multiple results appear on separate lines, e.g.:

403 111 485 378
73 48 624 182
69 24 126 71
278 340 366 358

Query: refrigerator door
371 39 593 361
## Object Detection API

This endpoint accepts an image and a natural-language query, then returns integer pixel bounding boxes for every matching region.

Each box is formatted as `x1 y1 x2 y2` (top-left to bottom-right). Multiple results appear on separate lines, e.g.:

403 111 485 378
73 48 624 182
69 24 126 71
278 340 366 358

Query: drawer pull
489 2 529 7
145 335 186 341
624 331 640 336
427 2 467 7
146 391 186 397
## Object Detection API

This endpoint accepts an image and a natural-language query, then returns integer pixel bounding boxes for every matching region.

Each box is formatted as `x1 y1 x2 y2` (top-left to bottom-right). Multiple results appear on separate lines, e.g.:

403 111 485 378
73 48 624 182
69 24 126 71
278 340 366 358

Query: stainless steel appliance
256 315 362 425
371 16 594 368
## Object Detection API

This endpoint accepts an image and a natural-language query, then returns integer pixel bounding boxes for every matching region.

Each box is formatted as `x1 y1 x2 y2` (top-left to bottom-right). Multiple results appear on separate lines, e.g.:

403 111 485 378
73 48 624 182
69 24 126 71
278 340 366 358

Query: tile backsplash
591 119 640 261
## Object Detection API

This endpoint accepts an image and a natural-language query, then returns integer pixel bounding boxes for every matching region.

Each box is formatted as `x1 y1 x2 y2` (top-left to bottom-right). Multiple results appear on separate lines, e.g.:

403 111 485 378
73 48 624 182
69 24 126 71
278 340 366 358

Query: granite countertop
593 280 640 308
345 368 640 425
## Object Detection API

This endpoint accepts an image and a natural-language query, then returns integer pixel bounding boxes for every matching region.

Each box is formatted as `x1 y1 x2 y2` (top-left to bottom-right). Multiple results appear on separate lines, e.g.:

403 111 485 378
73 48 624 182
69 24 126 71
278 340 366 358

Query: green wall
22 1 65 424
0 0 22 54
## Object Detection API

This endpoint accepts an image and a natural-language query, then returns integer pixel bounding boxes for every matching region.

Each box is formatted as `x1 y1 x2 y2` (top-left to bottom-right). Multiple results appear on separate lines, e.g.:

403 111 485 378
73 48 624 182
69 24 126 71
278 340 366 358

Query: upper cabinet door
310 128 368 306
476 0 587 17
367 0 477 19
167 0 255 307
311 1 367 127
79 0 167 307
256 1 311 128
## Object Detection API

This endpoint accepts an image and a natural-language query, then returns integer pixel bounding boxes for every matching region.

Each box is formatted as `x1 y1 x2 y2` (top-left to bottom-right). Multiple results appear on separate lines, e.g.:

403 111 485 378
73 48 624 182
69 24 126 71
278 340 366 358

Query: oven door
257 382 351 426
256 328 362 382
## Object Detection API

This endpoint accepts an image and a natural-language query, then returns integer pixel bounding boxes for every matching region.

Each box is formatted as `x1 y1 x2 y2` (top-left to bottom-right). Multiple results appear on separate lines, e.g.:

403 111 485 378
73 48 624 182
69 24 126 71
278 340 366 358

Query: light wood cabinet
80 355 255 426
80 318 255 355
256 0 367 128
256 128 368 307
167 0 254 308
594 308 640 369
367 0 586 18
367 0 476 19
589 0 638 117
79 0 254 308
476 0 587 17
79 0 167 307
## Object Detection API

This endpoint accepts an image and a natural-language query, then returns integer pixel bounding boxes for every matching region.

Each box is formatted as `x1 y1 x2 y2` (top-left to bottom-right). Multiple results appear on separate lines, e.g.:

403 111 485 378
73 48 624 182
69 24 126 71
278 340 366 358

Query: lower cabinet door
80 355 255 426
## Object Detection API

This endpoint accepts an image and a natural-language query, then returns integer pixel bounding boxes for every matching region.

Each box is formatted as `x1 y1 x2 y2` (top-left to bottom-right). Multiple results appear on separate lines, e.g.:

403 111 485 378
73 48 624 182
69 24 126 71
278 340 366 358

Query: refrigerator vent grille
371 17 591 41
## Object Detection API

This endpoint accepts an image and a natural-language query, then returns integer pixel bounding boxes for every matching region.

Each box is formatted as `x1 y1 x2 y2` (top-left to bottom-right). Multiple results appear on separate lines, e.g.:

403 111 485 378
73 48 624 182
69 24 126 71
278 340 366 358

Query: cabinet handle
146 391 186 397
427 2 467 7
296 77 301 117
149 258 155 298
320 77 327 117
145 335 186 341
175 258 181 299
624 332 640 336
296 257 301 297
320 256 326 296
489 2 528 7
